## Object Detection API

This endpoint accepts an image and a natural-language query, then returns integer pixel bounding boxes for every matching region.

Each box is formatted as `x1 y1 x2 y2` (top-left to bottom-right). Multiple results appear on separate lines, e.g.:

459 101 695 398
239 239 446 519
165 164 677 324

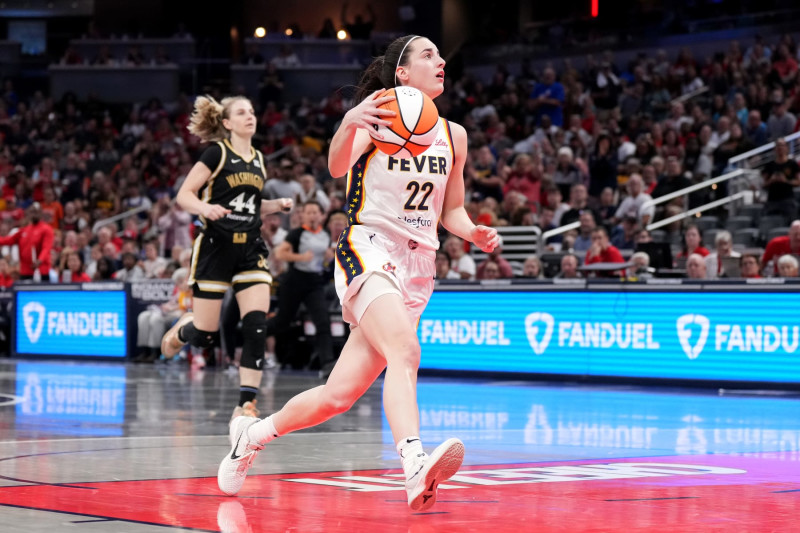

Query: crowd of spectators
60 43 175 67
1 31 800 289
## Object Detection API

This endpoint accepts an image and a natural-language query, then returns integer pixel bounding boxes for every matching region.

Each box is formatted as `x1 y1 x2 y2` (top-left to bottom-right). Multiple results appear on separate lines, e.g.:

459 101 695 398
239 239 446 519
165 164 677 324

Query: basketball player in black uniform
161 95 293 421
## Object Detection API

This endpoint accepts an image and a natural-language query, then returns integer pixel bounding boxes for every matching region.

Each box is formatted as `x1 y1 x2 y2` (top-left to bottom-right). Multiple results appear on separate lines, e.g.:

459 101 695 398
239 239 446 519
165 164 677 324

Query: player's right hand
346 89 396 137
202 204 231 221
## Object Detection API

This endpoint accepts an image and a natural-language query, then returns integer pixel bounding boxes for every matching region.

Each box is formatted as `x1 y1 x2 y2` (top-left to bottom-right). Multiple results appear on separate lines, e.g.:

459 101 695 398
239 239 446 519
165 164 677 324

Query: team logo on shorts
382 262 397 276
257 254 268 269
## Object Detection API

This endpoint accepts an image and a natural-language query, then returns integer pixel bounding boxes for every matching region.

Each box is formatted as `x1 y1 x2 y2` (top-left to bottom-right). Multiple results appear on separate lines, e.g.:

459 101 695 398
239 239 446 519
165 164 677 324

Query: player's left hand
471 225 500 253
278 198 294 212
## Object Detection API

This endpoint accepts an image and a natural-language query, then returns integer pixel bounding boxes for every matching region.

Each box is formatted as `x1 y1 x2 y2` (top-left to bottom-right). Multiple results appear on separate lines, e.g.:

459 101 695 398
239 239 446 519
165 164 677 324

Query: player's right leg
355 290 464 511
271 326 387 433
161 298 222 358
217 326 386 496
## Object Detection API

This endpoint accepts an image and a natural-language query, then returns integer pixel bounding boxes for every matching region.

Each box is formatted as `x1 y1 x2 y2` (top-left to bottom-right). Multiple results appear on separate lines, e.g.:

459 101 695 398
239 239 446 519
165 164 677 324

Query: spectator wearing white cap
704 230 741 279
777 254 799 277
613 174 654 226
552 146 584 199
686 253 707 279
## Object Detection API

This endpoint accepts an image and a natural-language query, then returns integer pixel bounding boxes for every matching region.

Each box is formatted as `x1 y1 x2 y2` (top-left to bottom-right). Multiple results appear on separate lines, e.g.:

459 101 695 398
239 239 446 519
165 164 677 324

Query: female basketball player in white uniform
218 35 500 511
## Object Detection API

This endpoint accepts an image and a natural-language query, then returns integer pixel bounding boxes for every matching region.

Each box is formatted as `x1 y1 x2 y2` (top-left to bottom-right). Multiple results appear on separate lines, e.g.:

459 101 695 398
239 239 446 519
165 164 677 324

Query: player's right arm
177 147 230 221
0 231 21 247
328 90 395 178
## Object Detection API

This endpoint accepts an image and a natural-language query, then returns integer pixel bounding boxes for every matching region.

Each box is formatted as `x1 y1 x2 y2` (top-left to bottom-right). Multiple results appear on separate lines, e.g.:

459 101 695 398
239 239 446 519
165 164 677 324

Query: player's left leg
231 283 271 422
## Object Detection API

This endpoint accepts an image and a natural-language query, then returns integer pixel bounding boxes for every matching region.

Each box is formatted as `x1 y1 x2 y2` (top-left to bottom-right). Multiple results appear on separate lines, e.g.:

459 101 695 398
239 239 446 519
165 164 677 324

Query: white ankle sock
247 415 280 445
397 436 426 479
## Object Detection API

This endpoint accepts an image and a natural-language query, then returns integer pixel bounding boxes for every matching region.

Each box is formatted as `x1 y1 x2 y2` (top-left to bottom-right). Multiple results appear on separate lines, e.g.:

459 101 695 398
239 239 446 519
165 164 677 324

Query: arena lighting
285 28 293 36
254 27 266 38
337 29 348 40
591 0 598 18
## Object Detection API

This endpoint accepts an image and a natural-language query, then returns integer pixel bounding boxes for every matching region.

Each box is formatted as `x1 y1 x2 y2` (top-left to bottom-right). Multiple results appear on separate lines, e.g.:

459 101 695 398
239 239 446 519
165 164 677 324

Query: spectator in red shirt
585 227 625 277
479 260 502 280
676 224 711 262
770 44 798 89
61 251 92 283
0 257 15 288
39 186 64 230
0 203 55 280
761 220 800 274
740 254 762 279
503 153 542 209
476 245 513 279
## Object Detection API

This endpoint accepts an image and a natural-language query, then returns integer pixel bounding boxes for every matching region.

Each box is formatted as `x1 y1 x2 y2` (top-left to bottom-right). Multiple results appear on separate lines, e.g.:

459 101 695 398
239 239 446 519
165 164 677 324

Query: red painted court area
0 455 796 532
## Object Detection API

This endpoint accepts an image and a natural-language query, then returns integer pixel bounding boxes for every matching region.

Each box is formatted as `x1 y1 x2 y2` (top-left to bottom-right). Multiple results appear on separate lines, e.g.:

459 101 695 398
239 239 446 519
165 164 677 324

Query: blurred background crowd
1 0 800 292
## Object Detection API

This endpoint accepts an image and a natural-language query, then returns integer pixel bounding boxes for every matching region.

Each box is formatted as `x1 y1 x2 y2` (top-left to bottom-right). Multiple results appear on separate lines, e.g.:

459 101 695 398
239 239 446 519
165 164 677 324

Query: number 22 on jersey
404 181 433 211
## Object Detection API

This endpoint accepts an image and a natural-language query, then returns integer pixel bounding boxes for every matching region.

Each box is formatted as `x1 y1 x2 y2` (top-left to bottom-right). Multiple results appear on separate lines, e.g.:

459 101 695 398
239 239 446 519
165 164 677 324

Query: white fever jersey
345 117 455 251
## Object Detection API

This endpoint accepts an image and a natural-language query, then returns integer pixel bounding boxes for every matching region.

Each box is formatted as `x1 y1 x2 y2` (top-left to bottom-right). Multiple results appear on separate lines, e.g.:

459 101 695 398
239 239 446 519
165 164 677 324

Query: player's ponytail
354 35 420 103
188 95 250 142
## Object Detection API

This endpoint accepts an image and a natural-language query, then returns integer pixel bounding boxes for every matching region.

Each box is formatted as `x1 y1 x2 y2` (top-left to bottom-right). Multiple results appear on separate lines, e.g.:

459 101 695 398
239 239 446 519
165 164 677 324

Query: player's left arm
261 197 294 214
440 122 500 253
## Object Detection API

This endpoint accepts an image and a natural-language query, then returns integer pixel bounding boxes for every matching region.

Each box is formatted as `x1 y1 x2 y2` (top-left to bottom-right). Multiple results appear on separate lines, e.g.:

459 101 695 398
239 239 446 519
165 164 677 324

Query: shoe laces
241 443 264 464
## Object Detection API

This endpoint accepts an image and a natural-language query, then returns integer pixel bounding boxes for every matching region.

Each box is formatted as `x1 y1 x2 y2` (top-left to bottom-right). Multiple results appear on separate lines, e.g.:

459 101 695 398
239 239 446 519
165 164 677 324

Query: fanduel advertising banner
15 290 127 357
419 291 800 383
15 362 126 436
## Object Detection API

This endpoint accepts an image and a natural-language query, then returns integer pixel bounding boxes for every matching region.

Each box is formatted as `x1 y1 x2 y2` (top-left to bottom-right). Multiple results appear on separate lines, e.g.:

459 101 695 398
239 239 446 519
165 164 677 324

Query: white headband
394 36 419 86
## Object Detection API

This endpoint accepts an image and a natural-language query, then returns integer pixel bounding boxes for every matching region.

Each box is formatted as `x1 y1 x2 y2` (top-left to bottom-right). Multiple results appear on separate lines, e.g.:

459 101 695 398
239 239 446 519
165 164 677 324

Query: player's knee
319 387 357 417
389 339 421 370
182 323 219 348
240 311 268 370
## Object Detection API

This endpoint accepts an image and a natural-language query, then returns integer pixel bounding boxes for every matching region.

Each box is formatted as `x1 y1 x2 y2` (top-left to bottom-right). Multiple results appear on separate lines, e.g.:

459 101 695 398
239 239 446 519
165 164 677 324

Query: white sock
247 415 280 445
397 436 426 479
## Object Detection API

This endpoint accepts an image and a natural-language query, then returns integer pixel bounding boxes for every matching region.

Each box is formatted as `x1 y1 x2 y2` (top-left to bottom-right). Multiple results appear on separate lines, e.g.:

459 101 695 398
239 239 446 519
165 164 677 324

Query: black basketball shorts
188 230 273 300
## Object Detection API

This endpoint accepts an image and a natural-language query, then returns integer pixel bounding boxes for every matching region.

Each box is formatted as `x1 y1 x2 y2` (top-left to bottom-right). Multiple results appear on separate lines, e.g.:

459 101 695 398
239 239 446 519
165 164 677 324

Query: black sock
239 387 258 406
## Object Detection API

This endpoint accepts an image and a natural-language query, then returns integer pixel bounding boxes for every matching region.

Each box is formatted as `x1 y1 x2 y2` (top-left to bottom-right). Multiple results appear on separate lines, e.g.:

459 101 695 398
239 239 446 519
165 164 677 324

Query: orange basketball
369 86 441 158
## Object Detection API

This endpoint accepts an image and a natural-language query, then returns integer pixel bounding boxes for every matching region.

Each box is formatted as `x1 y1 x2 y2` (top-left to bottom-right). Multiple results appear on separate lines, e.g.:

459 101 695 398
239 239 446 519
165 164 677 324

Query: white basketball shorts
334 224 436 326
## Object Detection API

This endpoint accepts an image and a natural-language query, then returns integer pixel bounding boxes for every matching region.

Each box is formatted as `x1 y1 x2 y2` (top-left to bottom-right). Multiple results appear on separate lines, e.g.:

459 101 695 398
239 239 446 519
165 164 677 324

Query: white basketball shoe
161 312 194 358
218 416 264 496
405 438 464 511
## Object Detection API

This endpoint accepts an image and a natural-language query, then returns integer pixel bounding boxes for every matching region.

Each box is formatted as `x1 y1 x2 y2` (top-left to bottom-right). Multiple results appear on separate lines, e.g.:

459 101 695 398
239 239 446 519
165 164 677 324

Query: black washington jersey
198 139 267 234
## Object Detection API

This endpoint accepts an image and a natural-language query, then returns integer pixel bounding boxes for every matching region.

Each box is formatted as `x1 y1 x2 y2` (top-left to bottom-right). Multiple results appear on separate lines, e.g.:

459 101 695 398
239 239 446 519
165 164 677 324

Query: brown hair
355 35 421 103
187 95 251 142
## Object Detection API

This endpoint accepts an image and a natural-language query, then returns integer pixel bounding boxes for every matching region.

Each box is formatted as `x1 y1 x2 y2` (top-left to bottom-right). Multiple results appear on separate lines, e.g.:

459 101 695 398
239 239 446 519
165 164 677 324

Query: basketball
369 86 440 158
